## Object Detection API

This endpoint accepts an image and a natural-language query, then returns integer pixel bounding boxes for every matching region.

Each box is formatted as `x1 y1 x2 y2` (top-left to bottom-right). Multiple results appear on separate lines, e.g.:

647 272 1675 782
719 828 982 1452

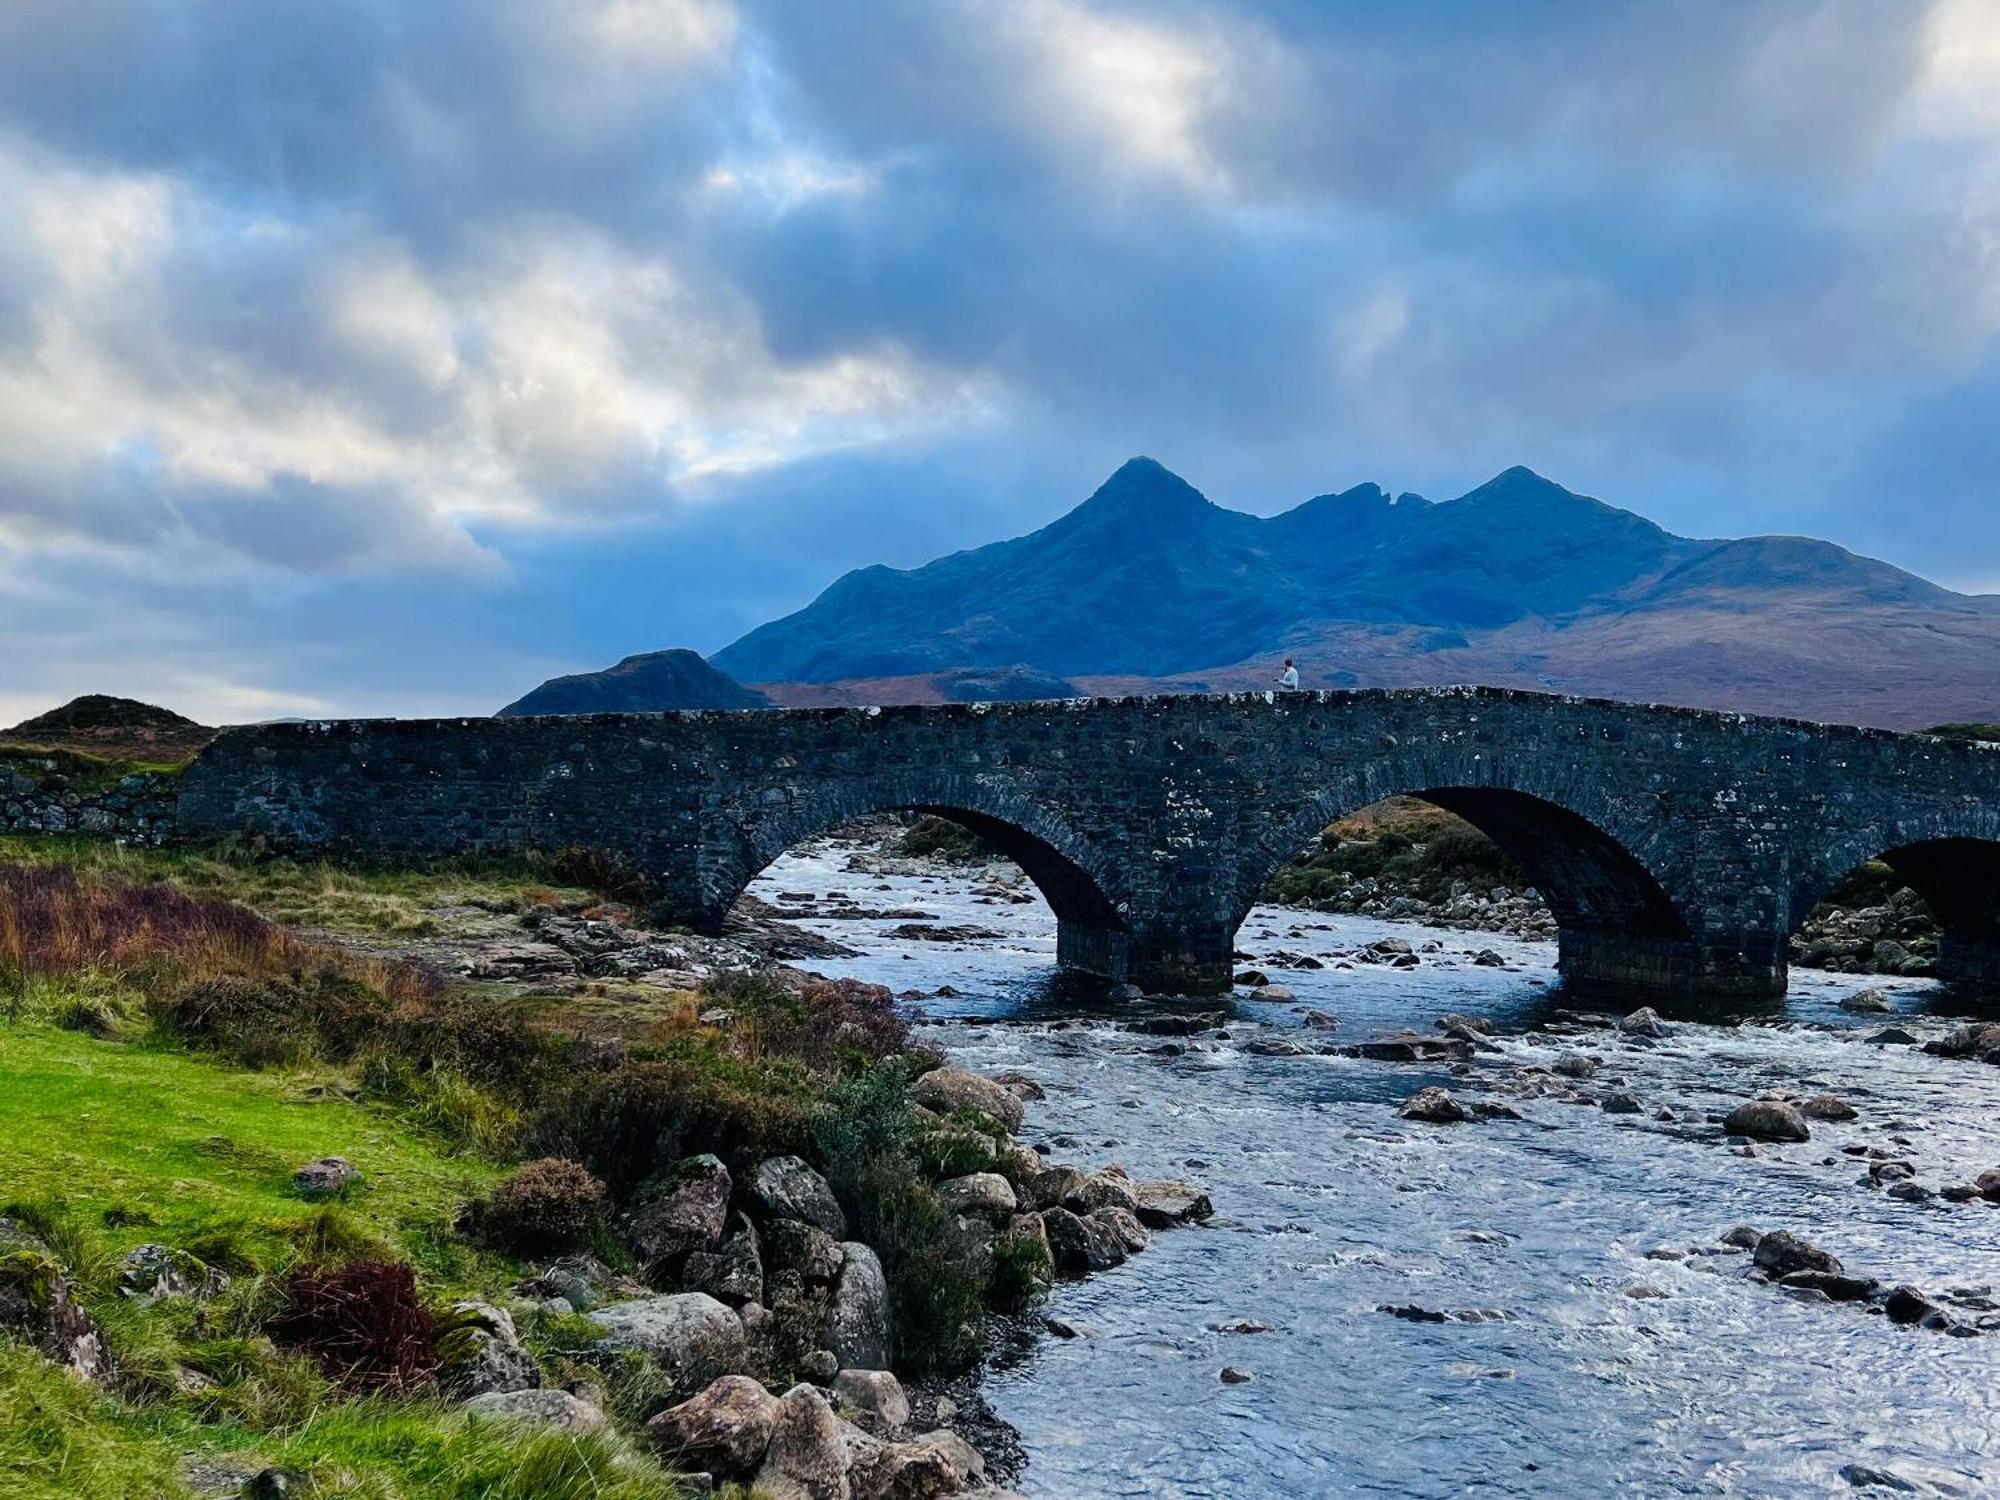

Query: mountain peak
1072 456 1213 517
498 649 770 716
1457 465 1577 506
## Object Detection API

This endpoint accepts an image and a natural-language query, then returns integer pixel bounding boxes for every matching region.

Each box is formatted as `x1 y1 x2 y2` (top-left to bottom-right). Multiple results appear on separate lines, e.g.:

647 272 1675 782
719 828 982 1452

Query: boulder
1838 989 1893 1014
1600 1093 1643 1115
0 1220 112 1387
1092 1206 1149 1254
755 1383 851 1500
912 1068 1026 1133
647 1374 779 1478
1352 1033 1471 1063
461 1388 606 1434
764 1220 846 1286
1553 1052 1600 1079
1884 1285 1938 1326
1131 1180 1213 1227
1752 1231 1843 1278
1400 1086 1471 1124
827 1244 890 1371
751 1158 849 1239
1976 1169 2000 1202
1040 1208 1125 1276
1800 1093 1858 1122
1063 1172 1139 1216
1619 1007 1670 1039
1724 1101 1811 1142
591 1293 746 1394
116 1244 229 1303
1025 1167 1087 1211
1253 984 1295 1002
292 1157 359 1198
625 1154 733 1264
936 1173 1018 1222
683 1213 765 1307
517 1253 645 1311
832 1368 911 1430
1924 1021 2000 1060
440 1301 542 1399
849 1428 986 1500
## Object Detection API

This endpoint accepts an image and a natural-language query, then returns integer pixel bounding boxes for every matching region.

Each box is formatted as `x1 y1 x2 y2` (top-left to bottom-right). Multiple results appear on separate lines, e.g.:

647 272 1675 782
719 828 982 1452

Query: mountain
709 459 2000 729
3 695 216 762
499 650 772 716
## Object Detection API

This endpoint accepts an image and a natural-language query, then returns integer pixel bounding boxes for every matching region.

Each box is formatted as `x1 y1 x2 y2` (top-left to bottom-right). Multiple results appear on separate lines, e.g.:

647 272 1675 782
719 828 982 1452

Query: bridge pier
1056 917 1234 994
1558 928 1786 1002
1938 934 2000 990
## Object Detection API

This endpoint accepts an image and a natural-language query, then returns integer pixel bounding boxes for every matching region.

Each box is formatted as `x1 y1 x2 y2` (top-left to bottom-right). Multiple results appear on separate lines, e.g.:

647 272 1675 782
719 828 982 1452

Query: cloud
0 0 1995 720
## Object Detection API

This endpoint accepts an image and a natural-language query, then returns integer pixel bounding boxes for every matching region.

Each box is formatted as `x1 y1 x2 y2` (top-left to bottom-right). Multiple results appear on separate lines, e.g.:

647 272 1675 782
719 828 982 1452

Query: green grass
1924 722 2000 744
0 744 189 794
0 1344 684 1499
0 1017 501 1282
0 1019 690 1499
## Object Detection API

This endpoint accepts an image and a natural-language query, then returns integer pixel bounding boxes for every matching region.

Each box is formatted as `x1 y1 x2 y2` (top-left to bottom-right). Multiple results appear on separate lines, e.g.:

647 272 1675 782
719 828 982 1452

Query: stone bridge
175 688 2000 999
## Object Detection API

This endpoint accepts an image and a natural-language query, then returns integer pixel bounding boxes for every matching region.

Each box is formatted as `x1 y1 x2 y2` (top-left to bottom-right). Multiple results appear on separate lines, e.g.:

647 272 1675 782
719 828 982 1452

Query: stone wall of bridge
173 688 2000 1000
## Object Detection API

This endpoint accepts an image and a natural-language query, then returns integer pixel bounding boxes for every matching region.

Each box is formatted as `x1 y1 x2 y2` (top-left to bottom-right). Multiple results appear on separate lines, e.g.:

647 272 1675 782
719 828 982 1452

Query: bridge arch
696 777 1130 972
1791 808 2000 988
1235 758 1707 999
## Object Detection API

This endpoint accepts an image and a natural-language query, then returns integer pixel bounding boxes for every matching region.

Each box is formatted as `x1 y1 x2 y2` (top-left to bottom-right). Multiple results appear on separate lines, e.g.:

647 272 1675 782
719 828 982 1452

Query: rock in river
1132 1179 1213 1227
1400 1086 1472 1124
1724 1100 1811 1142
1752 1230 1843 1278
1041 1207 1127 1275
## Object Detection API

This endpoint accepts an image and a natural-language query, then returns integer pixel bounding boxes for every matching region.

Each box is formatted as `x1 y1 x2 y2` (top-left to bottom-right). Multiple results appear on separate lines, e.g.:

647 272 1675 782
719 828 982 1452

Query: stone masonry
173 688 2000 999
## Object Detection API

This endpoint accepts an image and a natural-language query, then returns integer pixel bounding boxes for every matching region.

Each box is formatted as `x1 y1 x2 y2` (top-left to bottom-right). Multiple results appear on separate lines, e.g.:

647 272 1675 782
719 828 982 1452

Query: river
750 834 2000 1498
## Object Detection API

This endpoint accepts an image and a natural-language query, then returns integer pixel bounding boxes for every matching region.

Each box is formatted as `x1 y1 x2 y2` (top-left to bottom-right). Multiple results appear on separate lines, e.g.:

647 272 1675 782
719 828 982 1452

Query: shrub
265 1262 438 1394
530 1049 817 1197
463 1158 608 1255
701 970 916 1074
813 1068 990 1373
989 1226 1053 1311
543 845 652 905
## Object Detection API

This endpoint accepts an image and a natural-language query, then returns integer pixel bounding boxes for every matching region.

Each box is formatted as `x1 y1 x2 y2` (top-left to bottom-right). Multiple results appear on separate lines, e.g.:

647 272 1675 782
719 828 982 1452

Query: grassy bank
0 839 1038 1497
0 834 603 939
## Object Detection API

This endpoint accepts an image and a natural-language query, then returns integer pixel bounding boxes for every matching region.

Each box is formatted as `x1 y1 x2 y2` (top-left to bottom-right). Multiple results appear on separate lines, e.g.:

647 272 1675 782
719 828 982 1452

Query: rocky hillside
2 694 215 763
711 459 2000 729
499 649 772 716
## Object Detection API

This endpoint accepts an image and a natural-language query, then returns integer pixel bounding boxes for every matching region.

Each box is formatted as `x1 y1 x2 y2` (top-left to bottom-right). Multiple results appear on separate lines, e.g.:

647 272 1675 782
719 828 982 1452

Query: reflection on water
752 839 2000 1498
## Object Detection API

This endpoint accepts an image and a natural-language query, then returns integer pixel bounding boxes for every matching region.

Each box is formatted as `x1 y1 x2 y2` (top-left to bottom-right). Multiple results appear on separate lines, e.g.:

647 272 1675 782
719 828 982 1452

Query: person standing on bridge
1277 658 1300 691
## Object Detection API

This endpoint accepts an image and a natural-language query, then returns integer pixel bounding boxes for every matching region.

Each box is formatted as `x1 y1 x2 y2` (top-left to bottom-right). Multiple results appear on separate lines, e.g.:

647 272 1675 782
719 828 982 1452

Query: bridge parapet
176 688 2000 1000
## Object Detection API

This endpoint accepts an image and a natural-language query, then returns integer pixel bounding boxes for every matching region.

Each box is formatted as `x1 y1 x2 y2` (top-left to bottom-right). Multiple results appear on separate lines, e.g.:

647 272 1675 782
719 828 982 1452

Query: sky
1 0 1998 724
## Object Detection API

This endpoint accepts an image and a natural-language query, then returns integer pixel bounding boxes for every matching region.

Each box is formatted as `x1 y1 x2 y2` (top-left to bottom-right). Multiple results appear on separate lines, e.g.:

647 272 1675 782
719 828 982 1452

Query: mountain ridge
704 459 1996 730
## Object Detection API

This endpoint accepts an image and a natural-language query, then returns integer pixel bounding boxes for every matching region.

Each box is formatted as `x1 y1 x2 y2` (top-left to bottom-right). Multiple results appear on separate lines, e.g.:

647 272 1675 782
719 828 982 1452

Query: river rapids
750 835 2000 1498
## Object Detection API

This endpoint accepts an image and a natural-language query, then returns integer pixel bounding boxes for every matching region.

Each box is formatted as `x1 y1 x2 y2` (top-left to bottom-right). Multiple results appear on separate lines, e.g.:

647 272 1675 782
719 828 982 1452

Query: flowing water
750 837 2000 1498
